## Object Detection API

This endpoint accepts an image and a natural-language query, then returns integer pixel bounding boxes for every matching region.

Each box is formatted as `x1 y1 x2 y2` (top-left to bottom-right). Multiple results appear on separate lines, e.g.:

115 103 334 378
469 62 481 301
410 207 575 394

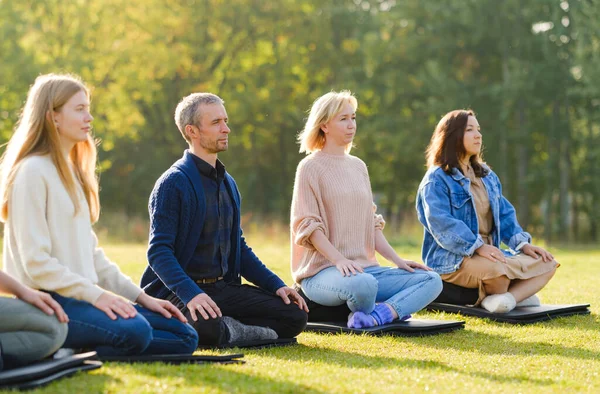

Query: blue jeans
301 266 443 317
50 293 198 356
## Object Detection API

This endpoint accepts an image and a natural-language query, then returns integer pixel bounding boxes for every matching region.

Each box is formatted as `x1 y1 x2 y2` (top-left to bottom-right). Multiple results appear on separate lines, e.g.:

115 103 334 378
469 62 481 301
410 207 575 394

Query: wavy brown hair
425 109 488 177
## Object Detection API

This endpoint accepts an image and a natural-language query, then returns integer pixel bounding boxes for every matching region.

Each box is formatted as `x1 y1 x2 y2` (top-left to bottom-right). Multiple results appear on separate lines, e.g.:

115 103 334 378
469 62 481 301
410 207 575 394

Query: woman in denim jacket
416 109 558 313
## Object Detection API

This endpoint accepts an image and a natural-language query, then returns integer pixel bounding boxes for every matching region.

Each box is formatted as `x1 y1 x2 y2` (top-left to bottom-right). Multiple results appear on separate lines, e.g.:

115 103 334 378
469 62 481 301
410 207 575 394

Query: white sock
516 294 541 307
481 293 516 313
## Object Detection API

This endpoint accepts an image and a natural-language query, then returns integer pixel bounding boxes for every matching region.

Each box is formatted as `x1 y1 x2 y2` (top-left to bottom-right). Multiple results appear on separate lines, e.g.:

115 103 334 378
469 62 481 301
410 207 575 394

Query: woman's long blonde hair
0 74 100 223
298 90 358 154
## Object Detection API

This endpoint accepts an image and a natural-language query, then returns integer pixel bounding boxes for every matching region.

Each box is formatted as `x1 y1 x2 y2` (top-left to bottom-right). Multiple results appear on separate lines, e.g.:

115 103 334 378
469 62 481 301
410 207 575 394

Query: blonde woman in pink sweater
291 91 442 328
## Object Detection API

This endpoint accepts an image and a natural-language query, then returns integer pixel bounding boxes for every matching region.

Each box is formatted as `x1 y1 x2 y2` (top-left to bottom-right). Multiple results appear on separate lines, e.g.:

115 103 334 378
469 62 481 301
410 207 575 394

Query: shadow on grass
131 363 327 394
255 343 556 387
539 313 599 331
405 327 600 361
425 309 599 332
35 371 118 394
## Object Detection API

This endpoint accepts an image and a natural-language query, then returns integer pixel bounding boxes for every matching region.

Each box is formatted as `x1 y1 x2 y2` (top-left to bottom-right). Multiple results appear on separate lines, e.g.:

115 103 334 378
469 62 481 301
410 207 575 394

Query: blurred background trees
1 0 598 243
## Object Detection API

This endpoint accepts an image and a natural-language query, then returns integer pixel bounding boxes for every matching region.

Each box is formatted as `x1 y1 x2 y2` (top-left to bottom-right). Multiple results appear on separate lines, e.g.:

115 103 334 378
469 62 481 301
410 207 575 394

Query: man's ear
185 124 196 140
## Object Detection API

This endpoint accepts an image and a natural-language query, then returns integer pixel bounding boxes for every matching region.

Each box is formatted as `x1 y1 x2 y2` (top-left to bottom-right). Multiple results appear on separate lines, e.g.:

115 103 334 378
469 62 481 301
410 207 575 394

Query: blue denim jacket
415 165 531 274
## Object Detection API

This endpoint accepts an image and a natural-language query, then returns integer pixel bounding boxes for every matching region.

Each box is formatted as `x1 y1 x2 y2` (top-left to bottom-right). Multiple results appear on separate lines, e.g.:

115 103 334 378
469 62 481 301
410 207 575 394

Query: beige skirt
441 253 559 305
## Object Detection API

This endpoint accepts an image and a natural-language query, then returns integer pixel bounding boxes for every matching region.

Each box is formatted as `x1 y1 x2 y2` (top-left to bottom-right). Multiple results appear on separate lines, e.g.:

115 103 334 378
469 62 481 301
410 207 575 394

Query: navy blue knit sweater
140 150 285 305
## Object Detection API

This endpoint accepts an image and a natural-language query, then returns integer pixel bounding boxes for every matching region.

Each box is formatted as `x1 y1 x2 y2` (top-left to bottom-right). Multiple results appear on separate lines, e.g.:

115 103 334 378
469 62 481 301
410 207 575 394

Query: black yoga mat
426 302 591 324
433 281 479 306
305 319 465 336
0 351 99 390
98 353 245 364
198 337 298 350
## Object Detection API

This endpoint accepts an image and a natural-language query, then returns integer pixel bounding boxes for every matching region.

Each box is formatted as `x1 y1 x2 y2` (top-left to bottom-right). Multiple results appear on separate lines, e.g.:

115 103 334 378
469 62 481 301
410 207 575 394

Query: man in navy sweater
141 93 308 346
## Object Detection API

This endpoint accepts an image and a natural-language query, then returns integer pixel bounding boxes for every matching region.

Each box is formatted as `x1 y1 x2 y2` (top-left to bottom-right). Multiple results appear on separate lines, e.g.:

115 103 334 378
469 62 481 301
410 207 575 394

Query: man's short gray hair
174 93 224 142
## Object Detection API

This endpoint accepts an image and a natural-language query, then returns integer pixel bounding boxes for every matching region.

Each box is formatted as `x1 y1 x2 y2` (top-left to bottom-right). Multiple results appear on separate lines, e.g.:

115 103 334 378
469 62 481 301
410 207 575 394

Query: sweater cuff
80 285 107 305
294 218 325 249
121 283 144 303
265 277 287 294
177 281 204 306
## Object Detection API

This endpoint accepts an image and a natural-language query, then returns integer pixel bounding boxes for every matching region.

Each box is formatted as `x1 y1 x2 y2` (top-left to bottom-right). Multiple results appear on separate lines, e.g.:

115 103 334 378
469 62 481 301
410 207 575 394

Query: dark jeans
168 282 308 346
50 293 198 356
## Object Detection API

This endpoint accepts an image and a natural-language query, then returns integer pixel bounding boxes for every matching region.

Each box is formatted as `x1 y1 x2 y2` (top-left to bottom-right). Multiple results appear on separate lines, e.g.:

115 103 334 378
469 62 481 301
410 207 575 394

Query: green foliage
1 0 598 242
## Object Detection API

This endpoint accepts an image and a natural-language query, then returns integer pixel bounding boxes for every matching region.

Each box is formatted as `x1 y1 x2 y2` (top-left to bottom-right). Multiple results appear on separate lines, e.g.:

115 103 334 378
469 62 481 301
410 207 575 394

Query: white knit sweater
3 155 142 304
290 151 385 283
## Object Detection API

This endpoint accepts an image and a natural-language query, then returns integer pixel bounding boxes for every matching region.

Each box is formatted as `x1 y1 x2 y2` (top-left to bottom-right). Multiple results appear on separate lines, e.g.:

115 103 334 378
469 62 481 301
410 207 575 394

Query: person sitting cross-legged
416 109 558 313
141 93 308 346
290 91 443 328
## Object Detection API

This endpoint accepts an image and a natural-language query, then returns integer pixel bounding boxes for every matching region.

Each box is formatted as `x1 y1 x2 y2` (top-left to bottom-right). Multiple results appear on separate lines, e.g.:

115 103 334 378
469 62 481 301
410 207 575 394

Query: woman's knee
483 276 510 294
48 319 68 354
116 315 153 354
345 274 378 311
423 271 443 296
180 324 200 353
539 264 558 284
22 320 68 363
350 274 379 300
30 311 69 358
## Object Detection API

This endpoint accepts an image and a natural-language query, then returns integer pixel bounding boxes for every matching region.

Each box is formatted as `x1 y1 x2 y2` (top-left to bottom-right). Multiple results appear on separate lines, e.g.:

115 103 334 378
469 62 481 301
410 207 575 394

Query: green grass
2 233 599 393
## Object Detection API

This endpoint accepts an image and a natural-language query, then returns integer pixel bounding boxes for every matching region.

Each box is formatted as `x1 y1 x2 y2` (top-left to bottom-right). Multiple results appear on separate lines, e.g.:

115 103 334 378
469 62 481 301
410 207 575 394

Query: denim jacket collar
449 167 465 181
448 167 471 194
449 163 491 179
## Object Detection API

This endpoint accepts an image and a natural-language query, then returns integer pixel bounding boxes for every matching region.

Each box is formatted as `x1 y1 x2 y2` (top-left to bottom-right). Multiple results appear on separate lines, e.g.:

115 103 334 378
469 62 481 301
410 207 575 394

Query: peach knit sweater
290 151 385 283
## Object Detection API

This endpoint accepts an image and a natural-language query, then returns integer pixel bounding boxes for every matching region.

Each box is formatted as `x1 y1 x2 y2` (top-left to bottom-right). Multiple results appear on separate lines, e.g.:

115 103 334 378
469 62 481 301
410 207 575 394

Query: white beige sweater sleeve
8 161 105 304
91 231 142 302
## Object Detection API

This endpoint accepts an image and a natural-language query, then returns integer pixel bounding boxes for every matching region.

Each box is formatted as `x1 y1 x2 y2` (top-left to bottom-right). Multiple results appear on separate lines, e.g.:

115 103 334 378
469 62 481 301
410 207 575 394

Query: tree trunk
544 101 560 243
499 29 510 183
559 99 571 242
516 99 529 227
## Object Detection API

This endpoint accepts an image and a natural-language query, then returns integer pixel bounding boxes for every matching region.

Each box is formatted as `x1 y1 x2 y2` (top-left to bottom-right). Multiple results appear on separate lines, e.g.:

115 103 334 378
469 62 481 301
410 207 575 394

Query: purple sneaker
347 312 377 328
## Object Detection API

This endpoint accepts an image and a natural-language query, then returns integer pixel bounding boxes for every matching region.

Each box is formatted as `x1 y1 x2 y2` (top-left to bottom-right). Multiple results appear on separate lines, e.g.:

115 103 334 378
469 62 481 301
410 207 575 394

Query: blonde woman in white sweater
291 91 442 328
0 74 197 356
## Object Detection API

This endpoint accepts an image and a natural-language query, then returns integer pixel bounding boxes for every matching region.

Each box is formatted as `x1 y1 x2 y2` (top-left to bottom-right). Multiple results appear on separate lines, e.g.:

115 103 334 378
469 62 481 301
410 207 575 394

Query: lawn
2 232 599 393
